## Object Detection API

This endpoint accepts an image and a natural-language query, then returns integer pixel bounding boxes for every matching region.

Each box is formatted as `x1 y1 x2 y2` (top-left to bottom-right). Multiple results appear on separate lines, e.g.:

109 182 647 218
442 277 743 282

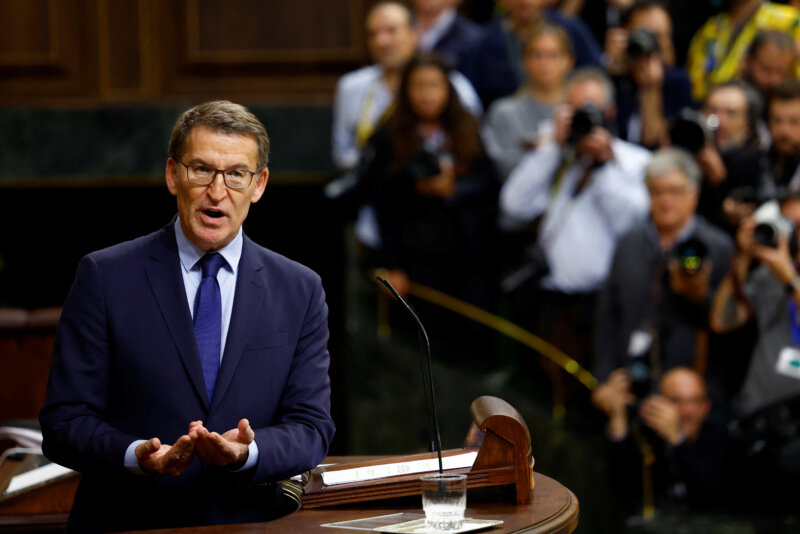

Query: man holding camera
710 195 800 507
594 148 733 387
693 81 765 235
604 0 693 148
500 67 650 368
592 366 728 512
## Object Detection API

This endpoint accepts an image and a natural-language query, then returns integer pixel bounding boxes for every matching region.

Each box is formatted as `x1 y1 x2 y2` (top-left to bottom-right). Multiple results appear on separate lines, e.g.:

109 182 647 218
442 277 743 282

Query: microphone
376 276 444 474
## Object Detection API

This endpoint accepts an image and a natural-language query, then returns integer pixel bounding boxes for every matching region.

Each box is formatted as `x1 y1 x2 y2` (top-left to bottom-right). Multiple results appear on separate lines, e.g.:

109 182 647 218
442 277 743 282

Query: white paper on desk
321 451 477 486
4 462 73 495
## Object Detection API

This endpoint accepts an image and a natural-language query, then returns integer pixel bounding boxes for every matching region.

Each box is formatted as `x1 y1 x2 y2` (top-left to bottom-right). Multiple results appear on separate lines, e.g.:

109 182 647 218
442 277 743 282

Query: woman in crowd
482 23 575 181
363 52 499 357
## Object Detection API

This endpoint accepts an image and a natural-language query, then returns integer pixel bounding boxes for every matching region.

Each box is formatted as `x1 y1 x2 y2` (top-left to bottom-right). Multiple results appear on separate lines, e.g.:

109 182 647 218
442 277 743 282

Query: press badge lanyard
355 79 383 148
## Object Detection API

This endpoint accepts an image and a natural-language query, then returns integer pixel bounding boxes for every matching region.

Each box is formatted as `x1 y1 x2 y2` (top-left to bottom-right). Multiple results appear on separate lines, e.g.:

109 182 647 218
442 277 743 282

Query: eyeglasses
177 161 258 190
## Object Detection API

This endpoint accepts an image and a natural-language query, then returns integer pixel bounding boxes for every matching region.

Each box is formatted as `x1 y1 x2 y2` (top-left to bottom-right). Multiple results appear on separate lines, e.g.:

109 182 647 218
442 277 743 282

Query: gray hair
168 100 270 170
565 67 615 108
645 147 701 188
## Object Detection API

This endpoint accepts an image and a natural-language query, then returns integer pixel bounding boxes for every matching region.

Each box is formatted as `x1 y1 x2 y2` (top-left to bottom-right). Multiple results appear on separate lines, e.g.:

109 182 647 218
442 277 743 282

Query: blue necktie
194 252 227 402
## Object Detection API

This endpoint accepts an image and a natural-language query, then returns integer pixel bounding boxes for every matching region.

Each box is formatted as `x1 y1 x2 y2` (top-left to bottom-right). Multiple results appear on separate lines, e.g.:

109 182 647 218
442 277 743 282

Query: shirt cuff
232 440 259 472
124 440 148 475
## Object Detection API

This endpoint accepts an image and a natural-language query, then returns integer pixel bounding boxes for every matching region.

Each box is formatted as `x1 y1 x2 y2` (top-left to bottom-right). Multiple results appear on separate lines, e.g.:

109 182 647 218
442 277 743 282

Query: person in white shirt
500 67 651 373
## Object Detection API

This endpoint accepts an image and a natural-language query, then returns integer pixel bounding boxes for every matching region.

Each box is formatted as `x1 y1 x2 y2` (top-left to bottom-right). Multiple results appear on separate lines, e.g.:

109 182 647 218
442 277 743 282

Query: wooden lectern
303 396 534 507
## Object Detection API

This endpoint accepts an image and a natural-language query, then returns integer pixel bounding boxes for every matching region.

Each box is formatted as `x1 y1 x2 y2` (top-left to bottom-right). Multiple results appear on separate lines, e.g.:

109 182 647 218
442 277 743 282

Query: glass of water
420 473 467 531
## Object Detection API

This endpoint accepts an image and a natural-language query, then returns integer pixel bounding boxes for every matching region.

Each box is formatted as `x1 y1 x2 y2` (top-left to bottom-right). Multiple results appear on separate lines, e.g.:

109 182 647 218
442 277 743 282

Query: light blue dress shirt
123 218 258 474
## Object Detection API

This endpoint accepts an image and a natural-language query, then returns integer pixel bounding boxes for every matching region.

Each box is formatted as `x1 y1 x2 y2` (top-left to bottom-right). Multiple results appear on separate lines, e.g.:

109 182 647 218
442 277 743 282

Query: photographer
604 0 693 148
594 148 734 386
763 80 800 194
592 367 729 513
689 81 765 235
500 67 650 369
366 53 498 360
710 194 800 508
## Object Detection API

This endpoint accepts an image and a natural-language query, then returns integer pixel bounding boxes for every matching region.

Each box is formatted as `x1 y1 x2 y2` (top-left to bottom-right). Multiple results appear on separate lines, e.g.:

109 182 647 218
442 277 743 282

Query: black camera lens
674 237 708 275
669 108 712 154
626 29 660 59
754 222 779 248
568 103 605 144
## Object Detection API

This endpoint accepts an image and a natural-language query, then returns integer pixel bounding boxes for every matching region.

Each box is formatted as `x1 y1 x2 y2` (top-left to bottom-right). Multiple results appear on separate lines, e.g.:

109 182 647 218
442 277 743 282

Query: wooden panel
97 0 154 99
0 0 55 65
0 0 370 105
0 0 97 102
156 0 367 102
188 0 361 62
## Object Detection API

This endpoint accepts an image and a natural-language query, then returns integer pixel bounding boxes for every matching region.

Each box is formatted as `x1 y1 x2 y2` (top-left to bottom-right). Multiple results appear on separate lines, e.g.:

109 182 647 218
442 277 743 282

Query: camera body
405 148 442 180
567 103 605 145
626 28 660 60
753 200 794 248
669 108 719 154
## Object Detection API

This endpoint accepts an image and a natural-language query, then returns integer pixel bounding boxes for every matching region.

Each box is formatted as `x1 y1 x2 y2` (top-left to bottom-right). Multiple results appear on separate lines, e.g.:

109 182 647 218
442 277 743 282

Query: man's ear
250 168 269 204
166 158 179 196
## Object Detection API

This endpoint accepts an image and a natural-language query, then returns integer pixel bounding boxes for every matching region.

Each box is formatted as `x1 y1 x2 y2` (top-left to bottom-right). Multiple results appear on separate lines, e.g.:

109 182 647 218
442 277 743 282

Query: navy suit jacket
39 221 335 532
431 13 484 71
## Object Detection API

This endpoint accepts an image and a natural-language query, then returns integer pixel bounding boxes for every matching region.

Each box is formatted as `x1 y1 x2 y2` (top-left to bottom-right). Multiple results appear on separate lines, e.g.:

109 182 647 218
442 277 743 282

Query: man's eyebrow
185 158 252 169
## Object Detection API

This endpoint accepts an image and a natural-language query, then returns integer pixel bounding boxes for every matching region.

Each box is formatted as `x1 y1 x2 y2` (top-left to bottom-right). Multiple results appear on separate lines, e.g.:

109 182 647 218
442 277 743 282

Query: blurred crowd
328 0 800 520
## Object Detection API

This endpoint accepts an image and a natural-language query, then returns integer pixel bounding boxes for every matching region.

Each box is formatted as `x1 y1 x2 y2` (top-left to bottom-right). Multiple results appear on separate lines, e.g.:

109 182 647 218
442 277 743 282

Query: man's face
769 98 800 157
660 370 710 441
704 86 749 150
627 6 672 60
648 168 698 234
745 42 795 95
366 4 417 71
567 79 607 111
166 126 268 251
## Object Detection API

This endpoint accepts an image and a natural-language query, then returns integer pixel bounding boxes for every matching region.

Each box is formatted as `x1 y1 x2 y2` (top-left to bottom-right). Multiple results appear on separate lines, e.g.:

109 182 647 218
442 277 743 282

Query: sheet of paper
321 451 477 486
4 462 73 495
321 513 424 530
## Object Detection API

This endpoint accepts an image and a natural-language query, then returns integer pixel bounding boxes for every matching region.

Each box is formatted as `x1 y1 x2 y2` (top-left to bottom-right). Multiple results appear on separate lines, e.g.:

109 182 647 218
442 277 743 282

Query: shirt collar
646 216 697 252
174 217 243 275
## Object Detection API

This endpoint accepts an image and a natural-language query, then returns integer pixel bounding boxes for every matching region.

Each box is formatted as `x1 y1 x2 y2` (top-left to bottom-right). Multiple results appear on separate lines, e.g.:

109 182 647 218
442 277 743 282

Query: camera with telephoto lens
626 28 660 59
567 103 605 145
669 108 719 154
674 237 708 276
753 200 794 248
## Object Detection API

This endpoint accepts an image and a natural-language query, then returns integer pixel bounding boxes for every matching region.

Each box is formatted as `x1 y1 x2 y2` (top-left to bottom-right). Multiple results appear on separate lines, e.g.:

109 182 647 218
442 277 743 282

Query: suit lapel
144 224 210 409
212 235 266 405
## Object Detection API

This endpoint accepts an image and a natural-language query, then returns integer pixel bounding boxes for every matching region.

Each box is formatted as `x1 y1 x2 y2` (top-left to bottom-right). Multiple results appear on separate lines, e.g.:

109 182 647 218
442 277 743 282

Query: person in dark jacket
363 52 499 359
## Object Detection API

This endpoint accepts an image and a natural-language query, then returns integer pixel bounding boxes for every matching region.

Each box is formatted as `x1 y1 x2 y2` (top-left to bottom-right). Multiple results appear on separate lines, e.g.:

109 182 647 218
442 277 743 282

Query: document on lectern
321 451 477 486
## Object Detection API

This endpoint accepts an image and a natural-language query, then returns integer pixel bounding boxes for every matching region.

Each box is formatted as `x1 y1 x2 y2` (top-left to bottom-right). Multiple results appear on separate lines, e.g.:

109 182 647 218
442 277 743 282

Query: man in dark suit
412 0 484 70
39 101 335 532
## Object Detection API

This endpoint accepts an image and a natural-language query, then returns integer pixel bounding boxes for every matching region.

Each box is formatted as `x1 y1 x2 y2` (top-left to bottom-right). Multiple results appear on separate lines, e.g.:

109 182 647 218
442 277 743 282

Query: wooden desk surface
140 471 578 534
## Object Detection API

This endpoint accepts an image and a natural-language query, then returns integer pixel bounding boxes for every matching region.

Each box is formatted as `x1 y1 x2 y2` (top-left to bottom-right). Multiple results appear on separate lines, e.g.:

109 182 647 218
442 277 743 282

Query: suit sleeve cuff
232 440 259 472
124 440 148 475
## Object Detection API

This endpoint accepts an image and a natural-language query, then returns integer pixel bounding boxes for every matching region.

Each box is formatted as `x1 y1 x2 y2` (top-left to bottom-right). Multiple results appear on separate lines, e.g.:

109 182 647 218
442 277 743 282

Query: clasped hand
135 418 254 476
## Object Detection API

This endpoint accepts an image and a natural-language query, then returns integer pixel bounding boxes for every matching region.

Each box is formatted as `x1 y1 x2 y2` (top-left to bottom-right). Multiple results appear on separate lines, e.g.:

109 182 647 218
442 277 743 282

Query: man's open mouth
203 209 224 219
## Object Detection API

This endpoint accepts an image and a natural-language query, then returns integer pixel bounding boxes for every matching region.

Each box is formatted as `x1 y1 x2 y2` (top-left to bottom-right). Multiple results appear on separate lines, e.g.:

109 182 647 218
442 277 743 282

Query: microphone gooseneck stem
377 276 444 474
